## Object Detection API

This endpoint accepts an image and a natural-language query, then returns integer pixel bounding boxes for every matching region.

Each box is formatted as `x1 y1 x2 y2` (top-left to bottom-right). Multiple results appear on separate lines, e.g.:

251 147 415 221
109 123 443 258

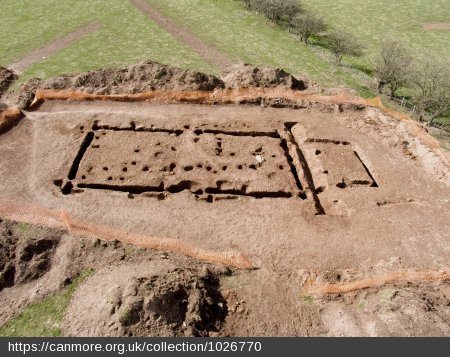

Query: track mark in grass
9 21 103 74
130 0 232 69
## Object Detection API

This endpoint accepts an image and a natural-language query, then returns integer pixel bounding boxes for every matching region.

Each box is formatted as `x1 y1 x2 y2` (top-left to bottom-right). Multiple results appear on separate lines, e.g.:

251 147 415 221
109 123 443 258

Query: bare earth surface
8 21 103 73
0 98 449 336
130 0 233 69
0 62 449 336
423 23 450 30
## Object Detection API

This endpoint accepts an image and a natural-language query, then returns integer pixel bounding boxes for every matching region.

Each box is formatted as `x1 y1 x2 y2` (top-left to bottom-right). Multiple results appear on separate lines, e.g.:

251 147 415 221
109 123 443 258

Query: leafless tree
411 57 450 124
374 40 412 98
325 29 365 64
290 10 326 44
243 0 303 27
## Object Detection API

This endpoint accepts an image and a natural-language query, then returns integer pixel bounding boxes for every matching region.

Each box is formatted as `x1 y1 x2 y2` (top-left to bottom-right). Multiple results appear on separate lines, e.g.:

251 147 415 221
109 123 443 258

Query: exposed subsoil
33 60 224 95
0 62 449 336
222 63 307 90
0 67 17 96
0 220 60 291
0 218 230 336
12 61 308 109
301 263 450 337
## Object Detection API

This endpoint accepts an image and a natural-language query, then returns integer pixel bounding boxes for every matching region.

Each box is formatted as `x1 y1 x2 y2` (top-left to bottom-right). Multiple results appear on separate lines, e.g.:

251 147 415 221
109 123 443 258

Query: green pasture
0 0 216 83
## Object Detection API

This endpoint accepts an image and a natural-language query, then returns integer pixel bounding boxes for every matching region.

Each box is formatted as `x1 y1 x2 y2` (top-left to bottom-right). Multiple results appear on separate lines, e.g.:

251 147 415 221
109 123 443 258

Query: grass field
302 0 450 127
147 0 449 124
0 0 448 121
0 0 216 83
146 0 371 93
303 0 450 67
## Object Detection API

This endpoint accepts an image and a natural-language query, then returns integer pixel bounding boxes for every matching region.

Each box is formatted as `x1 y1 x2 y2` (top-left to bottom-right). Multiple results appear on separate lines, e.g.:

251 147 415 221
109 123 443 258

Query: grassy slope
303 0 450 127
0 269 93 337
146 0 373 95
1 1 447 124
303 0 450 66
0 0 216 83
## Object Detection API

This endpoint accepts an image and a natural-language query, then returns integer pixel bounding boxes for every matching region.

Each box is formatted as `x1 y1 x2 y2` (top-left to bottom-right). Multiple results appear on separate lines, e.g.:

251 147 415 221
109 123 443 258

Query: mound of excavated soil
17 78 40 109
38 61 224 95
16 61 225 109
0 107 22 134
0 219 232 331
300 265 450 336
221 63 307 90
0 220 62 290
0 67 17 96
63 264 228 337
15 61 311 109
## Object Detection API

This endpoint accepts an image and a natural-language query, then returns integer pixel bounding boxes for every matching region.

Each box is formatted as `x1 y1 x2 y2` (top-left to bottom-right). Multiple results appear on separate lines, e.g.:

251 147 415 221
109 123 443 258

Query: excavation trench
62 124 306 203
29 88 445 161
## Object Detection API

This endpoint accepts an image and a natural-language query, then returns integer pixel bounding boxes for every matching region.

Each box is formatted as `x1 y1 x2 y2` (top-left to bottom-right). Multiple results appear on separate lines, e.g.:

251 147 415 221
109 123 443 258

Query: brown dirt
423 23 450 30
17 78 41 109
0 200 253 270
0 67 17 96
0 220 61 291
130 0 233 70
301 268 449 295
26 87 449 174
13 60 309 109
0 218 231 331
8 21 102 73
1 62 449 336
63 264 229 337
221 63 307 90
299 263 450 336
0 107 22 134
18 61 224 105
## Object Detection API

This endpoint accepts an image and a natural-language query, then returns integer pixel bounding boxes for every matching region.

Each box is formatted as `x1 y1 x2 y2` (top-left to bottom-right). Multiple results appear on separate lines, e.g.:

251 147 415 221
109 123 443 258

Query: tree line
375 41 450 123
241 0 450 125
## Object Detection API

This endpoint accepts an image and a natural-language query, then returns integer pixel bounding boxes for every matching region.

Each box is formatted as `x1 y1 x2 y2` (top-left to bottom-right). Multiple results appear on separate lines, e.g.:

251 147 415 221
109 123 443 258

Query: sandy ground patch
423 23 450 30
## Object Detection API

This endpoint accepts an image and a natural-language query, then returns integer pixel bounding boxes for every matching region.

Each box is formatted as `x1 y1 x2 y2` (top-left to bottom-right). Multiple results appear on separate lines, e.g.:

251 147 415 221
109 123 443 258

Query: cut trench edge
194 128 280 138
68 182 296 200
353 151 379 188
284 124 326 215
67 131 94 180
92 121 184 135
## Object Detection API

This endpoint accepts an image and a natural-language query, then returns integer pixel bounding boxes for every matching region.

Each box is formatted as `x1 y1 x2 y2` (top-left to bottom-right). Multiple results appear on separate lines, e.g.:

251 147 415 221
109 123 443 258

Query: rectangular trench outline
60 121 312 203
305 137 378 188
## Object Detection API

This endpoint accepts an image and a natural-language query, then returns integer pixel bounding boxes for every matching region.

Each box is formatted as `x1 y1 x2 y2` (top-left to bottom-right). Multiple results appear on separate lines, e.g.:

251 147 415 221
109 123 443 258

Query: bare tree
325 29 365 64
374 40 412 98
411 57 450 124
290 10 326 44
244 0 302 27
